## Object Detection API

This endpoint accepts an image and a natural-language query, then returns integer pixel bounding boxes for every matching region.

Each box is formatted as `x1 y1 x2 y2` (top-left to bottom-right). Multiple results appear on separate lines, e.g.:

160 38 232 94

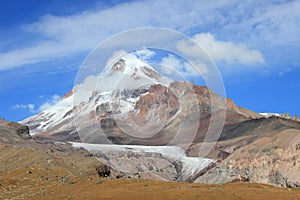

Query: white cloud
160 54 202 77
0 0 299 71
133 47 155 62
14 104 36 113
0 0 206 70
39 94 60 111
104 48 155 70
105 49 128 69
225 0 300 46
177 33 265 66
278 67 292 77
13 94 61 113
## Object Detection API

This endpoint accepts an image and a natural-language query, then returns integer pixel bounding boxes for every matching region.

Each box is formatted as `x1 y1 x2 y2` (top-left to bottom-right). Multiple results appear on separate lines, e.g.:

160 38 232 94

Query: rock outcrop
194 125 300 187
0 118 31 143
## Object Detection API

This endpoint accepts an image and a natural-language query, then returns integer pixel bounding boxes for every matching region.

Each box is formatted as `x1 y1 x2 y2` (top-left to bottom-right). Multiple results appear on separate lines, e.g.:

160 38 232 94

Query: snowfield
259 113 280 117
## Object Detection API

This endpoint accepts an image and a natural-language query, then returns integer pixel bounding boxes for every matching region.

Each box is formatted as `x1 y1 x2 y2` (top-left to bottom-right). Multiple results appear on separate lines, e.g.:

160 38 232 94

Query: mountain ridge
20 52 262 141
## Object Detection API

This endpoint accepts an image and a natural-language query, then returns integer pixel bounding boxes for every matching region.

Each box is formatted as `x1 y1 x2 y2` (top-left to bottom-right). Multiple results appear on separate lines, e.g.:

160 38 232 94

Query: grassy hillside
1 144 300 200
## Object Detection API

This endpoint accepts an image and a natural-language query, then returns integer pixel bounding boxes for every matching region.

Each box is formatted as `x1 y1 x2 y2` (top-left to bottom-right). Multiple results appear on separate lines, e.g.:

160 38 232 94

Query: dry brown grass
1 171 300 200
1 144 300 200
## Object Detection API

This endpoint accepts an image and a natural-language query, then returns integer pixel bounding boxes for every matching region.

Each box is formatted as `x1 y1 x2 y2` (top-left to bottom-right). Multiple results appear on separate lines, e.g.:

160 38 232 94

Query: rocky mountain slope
20 53 168 137
20 52 260 145
190 117 300 187
18 52 300 188
0 118 31 144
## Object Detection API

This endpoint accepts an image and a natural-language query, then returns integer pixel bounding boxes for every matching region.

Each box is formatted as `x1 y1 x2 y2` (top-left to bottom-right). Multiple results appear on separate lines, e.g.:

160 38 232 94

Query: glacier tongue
71 142 214 181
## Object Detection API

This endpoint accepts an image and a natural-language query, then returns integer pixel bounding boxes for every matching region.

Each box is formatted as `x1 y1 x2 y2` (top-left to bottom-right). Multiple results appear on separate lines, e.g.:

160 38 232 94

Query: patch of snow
260 113 280 117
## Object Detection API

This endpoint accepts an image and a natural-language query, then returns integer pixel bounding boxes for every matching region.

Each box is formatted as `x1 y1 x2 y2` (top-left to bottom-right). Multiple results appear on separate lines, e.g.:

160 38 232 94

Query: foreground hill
1 119 300 199
0 118 31 144
0 145 300 200
0 144 299 200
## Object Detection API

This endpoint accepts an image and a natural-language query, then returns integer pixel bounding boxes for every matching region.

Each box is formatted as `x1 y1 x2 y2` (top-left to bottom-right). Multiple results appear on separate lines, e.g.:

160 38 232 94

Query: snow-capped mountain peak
20 52 170 136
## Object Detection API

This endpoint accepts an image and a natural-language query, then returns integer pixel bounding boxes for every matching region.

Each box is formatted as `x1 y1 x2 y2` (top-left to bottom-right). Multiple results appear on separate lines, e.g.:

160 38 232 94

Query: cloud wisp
178 33 265 66
38 94 61 111
13 94 60 114
14 104 35 113
0 0 299 71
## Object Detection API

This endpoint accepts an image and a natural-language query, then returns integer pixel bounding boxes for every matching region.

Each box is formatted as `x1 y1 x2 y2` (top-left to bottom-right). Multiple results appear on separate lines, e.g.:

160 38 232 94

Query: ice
70 142 214 179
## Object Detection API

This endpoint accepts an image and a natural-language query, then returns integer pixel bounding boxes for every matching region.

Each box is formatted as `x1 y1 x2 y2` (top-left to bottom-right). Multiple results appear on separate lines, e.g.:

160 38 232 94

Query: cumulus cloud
14 104 36 113
39 94 60 111
178 33 265 66
160 54 206 77
134 47 156 62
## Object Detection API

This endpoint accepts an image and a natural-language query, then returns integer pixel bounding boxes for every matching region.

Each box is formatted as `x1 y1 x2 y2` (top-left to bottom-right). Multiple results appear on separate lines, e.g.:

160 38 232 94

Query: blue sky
0 0 300 122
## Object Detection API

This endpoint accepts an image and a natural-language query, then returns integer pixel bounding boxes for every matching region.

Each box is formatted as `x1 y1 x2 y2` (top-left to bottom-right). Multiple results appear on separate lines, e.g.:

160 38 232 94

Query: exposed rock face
0 118 31 143
194 121 300 187
111 58 125 72
94 151 178 181
24 78 260 145
225 98 262 120
20 54 262 143
133 84 179 126
141 66 162 80
92 81 262 145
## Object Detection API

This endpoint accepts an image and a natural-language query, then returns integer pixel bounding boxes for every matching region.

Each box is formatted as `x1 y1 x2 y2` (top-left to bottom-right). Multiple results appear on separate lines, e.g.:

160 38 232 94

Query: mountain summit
20 53 169 137
21 53 259 145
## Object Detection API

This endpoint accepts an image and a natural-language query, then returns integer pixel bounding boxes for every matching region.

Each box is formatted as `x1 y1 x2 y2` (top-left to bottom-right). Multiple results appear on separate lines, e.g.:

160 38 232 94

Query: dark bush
95 164 111 178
